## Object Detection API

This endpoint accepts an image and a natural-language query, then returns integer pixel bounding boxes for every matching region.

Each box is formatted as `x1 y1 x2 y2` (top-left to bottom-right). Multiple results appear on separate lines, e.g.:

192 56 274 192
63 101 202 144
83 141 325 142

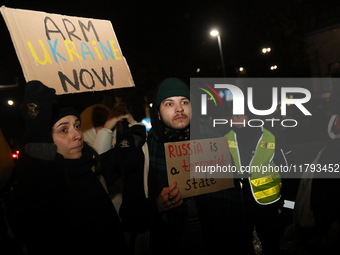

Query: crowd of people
0 78 339 255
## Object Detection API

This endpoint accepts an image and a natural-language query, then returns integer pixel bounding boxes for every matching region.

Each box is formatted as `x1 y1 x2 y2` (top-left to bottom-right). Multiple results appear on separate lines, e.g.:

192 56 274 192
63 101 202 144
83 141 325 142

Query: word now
58 66 114 93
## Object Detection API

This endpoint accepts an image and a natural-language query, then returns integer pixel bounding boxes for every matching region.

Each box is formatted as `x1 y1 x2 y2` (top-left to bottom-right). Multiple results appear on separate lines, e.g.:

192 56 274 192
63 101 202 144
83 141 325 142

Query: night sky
1 0 340 145
3 0 340 83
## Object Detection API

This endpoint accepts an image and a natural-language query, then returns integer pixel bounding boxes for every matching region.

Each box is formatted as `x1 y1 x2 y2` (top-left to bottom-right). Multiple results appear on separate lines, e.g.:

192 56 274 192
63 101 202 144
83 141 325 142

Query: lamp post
210 29 226 77
262 47 271 53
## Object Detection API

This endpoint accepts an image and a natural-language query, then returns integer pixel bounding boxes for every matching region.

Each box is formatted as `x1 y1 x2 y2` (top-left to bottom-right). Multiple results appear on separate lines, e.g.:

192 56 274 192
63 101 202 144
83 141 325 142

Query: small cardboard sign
165 137 234 199
1 6 134 95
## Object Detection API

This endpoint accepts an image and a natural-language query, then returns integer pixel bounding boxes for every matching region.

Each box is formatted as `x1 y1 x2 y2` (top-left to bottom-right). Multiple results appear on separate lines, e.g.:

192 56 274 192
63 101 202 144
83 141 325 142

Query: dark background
1 0 339 155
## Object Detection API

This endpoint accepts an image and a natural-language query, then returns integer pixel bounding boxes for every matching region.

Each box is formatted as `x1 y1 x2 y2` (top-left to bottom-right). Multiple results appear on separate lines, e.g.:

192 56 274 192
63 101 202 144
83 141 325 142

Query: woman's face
52 115 83 159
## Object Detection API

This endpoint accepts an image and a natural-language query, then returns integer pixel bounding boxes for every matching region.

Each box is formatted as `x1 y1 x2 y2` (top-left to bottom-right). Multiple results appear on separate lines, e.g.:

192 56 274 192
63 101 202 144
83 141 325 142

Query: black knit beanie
154 78 190 109
50 105 81 128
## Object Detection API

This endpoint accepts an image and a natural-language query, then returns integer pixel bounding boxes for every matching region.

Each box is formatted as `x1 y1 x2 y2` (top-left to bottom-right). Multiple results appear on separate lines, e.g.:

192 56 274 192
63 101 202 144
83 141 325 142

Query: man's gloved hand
116 125 146 150
21 80 59 144
115 125 146 172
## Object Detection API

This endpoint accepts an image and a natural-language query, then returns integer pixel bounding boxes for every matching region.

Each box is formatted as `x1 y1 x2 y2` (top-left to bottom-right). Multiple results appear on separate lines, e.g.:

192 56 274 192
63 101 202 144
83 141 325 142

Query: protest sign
1 6 134 95
165 137 234 199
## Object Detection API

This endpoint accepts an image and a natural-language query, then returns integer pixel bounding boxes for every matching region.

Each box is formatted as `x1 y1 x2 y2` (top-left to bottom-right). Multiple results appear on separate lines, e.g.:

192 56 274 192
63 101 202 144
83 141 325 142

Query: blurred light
262 47 271 53
149 103 153 108
286 96 293 106
225 90 233 101
218 90 224 99
196 68 200 73
141 117 152 131
210 30 219 36
12 150 19 159
8 100 14 105
239 67 244 72
270 65 278 70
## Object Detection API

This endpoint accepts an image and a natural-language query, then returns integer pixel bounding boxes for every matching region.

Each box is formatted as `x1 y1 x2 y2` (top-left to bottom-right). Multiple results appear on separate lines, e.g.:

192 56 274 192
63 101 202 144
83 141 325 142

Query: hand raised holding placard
157 182 183 212
103 103 136 130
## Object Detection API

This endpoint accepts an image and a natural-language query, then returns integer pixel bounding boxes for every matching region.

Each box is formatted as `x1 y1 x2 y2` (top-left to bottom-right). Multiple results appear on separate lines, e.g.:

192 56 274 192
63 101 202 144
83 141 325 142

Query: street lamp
210 29 226 77
8 100 14 106
262 47 271 53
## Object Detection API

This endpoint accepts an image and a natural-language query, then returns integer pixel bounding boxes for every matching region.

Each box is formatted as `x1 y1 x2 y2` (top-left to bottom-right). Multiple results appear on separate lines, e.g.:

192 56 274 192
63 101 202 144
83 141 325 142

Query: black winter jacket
8 145 127 255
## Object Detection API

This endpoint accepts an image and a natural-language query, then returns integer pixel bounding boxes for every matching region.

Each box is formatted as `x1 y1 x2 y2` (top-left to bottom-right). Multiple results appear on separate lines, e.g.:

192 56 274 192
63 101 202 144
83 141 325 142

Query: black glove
116 125 147 150
116 125 146 173
21 80 59 144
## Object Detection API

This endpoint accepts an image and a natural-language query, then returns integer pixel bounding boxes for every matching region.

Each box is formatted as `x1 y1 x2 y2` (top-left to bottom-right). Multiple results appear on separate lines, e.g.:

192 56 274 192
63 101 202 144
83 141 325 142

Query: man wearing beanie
120 78 249 254
7 81 134 255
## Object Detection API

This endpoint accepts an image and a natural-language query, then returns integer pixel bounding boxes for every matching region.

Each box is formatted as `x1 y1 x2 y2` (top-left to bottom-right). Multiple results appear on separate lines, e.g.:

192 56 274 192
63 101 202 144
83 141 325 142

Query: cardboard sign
165 137 234 199
1 6 134 94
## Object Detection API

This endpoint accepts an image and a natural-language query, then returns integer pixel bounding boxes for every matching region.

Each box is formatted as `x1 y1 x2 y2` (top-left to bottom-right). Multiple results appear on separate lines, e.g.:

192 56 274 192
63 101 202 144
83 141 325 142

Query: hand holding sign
165 137 235 199
157 181 183 212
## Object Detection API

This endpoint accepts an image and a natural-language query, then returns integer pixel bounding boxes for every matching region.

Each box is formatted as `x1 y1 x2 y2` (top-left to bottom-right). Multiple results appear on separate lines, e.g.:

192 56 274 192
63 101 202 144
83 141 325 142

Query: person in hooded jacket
0 128 25 255
80 103 139 214
120 78 250 255
7 81 145 255
310 83 340 254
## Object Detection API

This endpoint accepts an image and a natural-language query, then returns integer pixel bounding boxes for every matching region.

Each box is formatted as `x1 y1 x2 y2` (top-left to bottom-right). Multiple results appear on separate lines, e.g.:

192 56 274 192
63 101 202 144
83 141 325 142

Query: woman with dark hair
8 81 145 255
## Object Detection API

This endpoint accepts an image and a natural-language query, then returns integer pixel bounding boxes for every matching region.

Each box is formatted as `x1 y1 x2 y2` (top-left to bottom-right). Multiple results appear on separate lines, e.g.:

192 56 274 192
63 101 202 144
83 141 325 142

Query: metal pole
217 34 226 77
